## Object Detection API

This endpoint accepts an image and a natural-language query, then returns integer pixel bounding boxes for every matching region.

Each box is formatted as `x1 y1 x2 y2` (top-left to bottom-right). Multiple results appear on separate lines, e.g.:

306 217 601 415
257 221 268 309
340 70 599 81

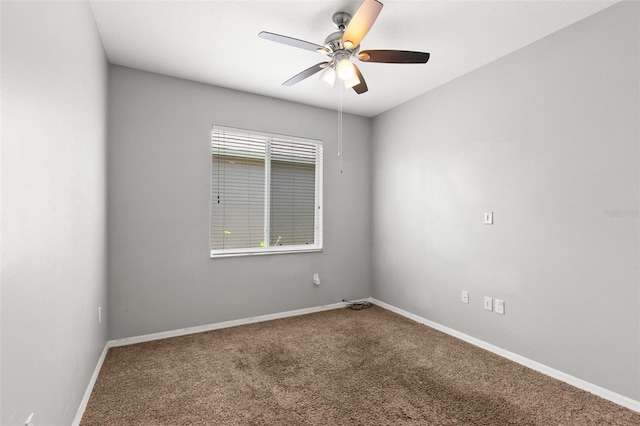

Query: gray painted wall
2 3 636 423
1 2 108 425
107 65 371 339
372 1 639 400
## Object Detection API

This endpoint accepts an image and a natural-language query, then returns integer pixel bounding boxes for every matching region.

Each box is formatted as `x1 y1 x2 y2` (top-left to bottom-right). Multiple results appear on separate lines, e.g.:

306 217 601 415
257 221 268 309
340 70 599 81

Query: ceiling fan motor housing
324 31 359 56
325 12 360 58
324 31 344 52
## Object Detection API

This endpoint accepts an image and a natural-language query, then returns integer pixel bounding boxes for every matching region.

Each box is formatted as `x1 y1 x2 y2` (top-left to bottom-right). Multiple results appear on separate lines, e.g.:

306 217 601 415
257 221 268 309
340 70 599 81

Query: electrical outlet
98 306 102 324
484 297 493 311
25 412 34 426
494 299 505 315
461 290 469 304
312 273 320 286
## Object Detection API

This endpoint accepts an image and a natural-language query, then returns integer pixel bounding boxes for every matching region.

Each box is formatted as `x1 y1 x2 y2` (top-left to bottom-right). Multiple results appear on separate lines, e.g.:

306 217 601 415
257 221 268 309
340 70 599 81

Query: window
211 126 323 257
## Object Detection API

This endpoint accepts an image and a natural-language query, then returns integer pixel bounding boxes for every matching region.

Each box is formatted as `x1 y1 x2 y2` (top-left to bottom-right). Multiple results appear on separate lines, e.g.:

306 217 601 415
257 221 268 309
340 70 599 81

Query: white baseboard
369 297 640 413
108 301 348 347
72 343 110 426
73 301 349 423
74 297 639 423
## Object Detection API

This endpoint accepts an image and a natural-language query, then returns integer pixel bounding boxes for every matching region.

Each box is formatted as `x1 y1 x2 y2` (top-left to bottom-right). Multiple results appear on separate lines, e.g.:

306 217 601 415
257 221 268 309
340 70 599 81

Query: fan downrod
326 12 358 54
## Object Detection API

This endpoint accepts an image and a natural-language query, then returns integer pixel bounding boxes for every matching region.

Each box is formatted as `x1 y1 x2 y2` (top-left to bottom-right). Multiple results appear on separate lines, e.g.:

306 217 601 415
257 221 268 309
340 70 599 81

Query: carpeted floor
81 305 640 425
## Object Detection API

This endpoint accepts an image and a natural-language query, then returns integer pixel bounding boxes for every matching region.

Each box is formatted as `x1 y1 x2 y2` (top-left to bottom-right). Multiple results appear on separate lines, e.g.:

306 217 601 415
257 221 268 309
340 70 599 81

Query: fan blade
259 31 326 53
342 0 383 49
358 50 430 64
352 64 368 94
283 62 330 86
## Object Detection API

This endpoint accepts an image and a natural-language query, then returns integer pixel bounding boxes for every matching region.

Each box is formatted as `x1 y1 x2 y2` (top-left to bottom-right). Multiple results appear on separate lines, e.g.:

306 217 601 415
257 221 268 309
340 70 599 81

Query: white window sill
210 247 323 258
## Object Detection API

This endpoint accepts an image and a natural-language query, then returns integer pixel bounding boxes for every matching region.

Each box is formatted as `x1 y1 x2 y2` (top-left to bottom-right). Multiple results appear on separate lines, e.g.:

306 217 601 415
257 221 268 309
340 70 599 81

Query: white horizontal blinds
211 129 266 250
270 138 317 246
211 126 322 256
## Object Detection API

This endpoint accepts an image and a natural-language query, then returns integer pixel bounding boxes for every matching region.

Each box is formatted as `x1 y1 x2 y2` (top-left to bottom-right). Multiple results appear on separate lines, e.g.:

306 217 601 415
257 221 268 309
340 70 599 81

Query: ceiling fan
258 0 430 95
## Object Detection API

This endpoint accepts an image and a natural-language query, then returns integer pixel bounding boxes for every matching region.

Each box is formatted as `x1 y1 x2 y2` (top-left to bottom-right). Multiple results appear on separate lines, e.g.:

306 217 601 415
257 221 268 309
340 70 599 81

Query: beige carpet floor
81 305 640 425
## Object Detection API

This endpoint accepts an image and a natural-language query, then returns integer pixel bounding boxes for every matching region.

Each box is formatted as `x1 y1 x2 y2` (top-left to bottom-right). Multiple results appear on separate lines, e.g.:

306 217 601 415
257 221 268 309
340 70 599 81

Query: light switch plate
461 290 469 304
484 296 493 311
484 212 493 224
495 299 505 315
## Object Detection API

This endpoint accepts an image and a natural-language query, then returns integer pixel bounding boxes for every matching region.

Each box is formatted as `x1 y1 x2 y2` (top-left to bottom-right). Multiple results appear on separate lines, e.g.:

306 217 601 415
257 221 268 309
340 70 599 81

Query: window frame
210 125 323 258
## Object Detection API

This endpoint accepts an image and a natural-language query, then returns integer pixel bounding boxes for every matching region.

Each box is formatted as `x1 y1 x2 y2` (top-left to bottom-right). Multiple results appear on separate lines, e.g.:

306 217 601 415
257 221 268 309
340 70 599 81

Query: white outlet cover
495 299 505 315
461 290 469 304
484 296 493 311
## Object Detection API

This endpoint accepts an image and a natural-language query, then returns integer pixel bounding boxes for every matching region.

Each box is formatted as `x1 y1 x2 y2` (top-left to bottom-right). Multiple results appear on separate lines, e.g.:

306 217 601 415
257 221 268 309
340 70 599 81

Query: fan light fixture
336 58 356 80
320 66 336 87
320 64 361 89
343 73 361 89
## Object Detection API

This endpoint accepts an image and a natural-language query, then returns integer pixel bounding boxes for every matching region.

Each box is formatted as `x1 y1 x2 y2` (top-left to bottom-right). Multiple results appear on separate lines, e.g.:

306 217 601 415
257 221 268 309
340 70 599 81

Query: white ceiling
89 0 618 117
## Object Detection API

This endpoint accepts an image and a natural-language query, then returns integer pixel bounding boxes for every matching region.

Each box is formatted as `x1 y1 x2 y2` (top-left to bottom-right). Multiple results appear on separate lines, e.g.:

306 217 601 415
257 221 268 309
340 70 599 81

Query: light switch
484 296 493 311
484 212 493 224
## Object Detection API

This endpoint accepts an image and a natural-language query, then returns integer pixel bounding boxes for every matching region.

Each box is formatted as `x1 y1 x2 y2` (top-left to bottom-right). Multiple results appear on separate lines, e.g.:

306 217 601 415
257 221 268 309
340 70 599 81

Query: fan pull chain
338 86 343 173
